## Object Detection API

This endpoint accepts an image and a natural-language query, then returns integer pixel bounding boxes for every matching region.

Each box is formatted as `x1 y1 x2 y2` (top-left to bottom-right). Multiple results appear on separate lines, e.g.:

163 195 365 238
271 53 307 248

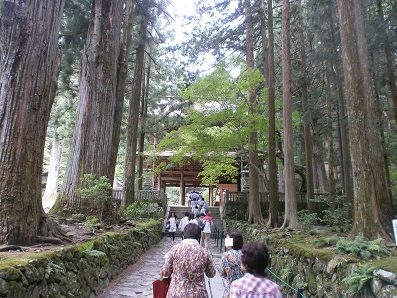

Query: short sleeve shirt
230 273 282 298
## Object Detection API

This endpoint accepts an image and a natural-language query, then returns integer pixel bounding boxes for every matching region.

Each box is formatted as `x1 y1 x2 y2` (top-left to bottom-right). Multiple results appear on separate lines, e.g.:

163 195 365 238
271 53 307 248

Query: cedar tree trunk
123 4 148 208
0 0 65 245
281 0 301 230
337 0 394 240
244 0 264 224
60 0 124 219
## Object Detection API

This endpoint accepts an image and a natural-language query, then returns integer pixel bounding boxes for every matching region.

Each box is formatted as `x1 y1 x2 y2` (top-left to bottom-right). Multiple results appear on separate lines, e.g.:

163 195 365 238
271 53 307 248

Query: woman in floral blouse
161 223 216 298
219 231 244 298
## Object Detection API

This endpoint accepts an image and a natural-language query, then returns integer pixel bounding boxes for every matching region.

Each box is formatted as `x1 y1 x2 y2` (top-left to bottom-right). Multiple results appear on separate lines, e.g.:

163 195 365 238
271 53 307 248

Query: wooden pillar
157 173 161 190
180 171 186 205
209 184 214 206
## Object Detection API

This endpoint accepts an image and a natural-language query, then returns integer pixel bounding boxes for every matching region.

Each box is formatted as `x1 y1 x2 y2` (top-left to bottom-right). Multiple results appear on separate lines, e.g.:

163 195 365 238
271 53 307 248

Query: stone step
165 205 224 235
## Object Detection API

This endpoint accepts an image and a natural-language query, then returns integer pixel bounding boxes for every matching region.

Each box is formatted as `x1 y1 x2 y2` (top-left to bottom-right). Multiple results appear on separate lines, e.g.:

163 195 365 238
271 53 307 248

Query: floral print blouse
162 239 216 298
218 249 244 297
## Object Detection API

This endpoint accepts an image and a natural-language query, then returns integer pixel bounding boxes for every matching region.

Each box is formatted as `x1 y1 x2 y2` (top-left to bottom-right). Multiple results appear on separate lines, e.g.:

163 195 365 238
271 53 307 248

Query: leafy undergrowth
228 220 397 274
286 230 397 273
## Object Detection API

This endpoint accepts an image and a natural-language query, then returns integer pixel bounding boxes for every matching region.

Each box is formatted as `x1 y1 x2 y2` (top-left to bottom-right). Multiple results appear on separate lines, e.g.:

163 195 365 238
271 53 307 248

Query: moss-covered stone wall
0 220 162 298
227 220 397 298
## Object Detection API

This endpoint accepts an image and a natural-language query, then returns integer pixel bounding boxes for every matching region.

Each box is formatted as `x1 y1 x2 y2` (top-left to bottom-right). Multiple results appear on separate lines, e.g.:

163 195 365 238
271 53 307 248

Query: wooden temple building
145 150 242 206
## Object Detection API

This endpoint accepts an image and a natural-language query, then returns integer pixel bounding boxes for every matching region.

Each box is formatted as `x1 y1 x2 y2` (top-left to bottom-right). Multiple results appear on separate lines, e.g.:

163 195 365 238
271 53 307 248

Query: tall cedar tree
325 1 353 214
297 0 315 214
261 0 280 227
245 0 265 224
115 0 135 195
376 0 397 125
123 0 149 208
281 0 301 230
0 0 66 245
138 63 151 191
337 0 395 239
60 0 125 219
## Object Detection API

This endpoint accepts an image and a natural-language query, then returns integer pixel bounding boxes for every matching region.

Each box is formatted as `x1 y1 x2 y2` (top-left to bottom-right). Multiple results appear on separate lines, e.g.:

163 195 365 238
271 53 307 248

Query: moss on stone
370 251 397 274
0 251 53 269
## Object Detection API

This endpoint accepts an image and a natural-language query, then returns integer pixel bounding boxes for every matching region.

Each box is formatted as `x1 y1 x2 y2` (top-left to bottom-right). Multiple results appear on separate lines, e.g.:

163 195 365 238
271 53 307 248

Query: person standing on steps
161 223 216 297
229 242 282 298
168 212 178 242
179 212 189 240
188 212 198 225
219 231 245 298
191 191 199 212
193 205 200 217
201 211 213 249
215 190 221 206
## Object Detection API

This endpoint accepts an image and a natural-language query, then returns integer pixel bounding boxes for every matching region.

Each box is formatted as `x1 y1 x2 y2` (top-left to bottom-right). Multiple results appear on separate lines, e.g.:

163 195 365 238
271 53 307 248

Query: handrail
113 188 168 216
212 225 225 254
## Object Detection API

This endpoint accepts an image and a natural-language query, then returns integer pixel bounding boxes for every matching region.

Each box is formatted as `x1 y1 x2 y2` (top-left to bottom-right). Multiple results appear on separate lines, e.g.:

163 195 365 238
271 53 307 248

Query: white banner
393 220 397 246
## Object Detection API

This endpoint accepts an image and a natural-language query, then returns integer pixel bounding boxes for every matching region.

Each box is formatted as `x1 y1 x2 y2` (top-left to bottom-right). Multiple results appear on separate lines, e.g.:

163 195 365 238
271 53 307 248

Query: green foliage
85 216 100 229
76 174 112 220
298 210 320 228
308 229 325 235
314 235 341 247
199 160 239 185
46 262 65 275
342 264 375 294
280 266 293 283
335 237 390 260
320 196 352 232
165 187 180 205
224 200 248 220
83 249 106 257
123 201 163 219
155 59 267 184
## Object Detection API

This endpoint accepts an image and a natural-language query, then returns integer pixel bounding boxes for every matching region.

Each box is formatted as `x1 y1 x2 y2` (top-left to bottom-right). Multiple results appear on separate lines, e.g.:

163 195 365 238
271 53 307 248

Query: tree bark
60 0 124 220
297 0 315 214
376 0 397 125
244 0 264 224
138 62 151 190
261 0 280 227
337 0 394 240
335 72 353 213
311 120 328 191
123 2 149 208
113 0 135 193
326 69 336 210
0 0 65 245
370 54 393 211
326 1 353 214
281 0 301 230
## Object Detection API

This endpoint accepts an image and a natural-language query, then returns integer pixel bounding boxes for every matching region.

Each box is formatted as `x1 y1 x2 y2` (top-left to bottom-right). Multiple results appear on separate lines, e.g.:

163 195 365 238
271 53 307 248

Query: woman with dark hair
168 212 178 242
219 231 245 298
230 242 282 298
161 223 216 297
188 212 198 225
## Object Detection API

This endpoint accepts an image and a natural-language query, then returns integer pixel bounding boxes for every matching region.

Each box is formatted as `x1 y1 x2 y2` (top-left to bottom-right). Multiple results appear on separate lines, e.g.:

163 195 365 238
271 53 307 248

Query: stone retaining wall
227 221 397 298
0 221 163 298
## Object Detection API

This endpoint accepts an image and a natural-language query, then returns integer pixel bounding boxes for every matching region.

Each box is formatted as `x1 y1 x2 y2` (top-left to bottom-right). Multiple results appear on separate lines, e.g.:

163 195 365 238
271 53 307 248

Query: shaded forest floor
0 215 135 259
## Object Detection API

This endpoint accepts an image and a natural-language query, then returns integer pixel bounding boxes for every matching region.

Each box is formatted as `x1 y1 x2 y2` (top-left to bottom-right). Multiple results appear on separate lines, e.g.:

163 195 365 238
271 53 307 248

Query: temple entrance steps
165 205 224 239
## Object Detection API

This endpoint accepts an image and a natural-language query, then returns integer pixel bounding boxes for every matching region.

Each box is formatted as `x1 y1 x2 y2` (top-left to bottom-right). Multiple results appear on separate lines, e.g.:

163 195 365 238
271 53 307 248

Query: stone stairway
164 205 224 239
